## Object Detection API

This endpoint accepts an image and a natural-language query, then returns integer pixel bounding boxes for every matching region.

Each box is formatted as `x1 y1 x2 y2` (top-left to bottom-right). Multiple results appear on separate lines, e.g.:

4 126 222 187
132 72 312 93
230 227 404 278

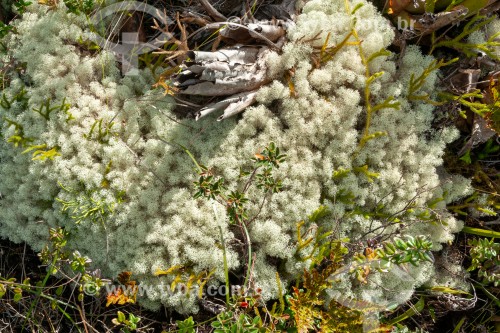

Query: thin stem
218 225 230 305
240 222 252 289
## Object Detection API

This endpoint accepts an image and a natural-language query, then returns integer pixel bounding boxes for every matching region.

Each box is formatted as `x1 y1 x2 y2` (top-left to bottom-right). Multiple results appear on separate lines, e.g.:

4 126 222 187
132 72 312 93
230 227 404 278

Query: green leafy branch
112 311 141 332
350 25 400 150
0 88 27 109
440 76 500 133
32 97 72 121
154 265 215 298
294 206 340 270
34 227 108 309
331 164 381 193
63 0 98 15
14 0 32 14
440 89 489 115
430 14 500 59
448 191 499 216
191 142 286 291
375 235 434 267
211 311 264 333
193 142 286 225
0 274 33 303
408 57 458 104
0 21 13 40
3 118 34 147
314 30 357 66
22 144 61 161
467 238 500 286
56 183 116 225
350 235 434 283
83 118 116 143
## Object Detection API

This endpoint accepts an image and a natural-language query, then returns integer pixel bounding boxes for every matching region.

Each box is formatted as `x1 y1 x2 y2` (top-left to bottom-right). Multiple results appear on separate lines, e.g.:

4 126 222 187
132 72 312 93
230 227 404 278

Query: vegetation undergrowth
0 0 499 332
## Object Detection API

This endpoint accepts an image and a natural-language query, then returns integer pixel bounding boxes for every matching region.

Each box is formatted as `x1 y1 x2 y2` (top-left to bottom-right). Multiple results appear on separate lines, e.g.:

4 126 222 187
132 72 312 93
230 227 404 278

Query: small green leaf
56 285 64 296
459 150 472 164
13 292 22 302
0 284 6 298
117 311 126 323
308 205 330 222
129 313 140 325
429 286 471 295
463 227 500 238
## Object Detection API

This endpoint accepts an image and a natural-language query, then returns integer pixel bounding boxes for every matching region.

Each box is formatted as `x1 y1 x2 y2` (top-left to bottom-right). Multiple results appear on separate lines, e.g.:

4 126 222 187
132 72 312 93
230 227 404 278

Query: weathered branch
188 21 284 51
199 0 227 22
219 20 287 46
172 47 271 96
196 90 258 120
217 90 257 121
166 15 292 121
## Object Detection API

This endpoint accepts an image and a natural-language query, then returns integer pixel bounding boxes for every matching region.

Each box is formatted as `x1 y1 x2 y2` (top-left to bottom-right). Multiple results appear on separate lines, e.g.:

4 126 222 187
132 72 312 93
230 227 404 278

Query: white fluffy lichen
0 0 471 313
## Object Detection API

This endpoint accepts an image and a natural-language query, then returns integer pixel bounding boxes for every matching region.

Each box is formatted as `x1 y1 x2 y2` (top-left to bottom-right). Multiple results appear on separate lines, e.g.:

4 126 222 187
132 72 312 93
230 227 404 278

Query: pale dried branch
172 47 271 96
217 90 257 121
219 19 287 46
196 90 258 120
187 21 283 51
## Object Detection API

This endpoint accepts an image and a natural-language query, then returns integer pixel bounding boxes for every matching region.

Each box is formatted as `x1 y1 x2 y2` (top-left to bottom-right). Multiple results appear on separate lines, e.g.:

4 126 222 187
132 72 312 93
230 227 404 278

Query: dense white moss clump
0 0 471 312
